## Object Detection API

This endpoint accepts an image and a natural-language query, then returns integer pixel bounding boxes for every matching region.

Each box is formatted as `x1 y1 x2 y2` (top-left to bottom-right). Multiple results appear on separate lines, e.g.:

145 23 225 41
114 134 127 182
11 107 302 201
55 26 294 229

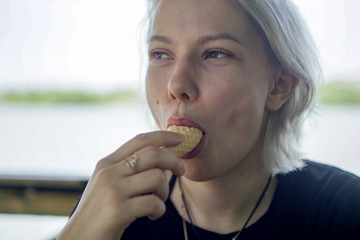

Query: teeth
167 126 203 157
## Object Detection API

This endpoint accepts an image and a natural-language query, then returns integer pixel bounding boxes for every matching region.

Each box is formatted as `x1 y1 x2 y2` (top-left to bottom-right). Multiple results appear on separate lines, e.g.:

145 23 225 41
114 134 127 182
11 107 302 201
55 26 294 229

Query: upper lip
167 116 204 132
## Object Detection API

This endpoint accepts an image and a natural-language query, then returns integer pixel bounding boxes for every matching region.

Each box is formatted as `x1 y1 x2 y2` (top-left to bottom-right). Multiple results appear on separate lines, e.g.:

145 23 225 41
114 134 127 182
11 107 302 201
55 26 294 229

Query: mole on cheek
156 100 159 104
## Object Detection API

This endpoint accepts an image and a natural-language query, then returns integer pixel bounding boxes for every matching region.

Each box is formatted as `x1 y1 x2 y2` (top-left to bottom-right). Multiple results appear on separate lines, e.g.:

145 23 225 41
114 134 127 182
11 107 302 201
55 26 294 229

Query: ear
266 68 299 112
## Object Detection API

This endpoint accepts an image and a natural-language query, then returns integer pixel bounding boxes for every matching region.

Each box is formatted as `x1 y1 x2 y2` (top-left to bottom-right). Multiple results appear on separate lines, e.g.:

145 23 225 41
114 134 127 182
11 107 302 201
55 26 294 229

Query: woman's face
146 0 280 181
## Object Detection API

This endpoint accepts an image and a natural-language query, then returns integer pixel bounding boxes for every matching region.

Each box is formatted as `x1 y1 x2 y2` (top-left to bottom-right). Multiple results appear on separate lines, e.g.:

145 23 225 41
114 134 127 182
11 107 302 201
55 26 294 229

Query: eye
149 50 171 60
203 49 233 60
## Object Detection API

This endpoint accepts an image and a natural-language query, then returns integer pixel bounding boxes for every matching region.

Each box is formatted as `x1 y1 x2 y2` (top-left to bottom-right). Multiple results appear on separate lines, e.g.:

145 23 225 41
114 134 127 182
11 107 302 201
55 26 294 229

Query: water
0 214 67 240
0 103 359 239
302 105 360 175
0 102 152 240
0 102 152 177
1 103 359 177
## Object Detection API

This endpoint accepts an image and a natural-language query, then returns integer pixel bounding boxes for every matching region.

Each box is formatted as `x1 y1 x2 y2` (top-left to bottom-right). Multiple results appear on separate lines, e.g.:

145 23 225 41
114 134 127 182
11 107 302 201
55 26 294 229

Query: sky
0 0 359 91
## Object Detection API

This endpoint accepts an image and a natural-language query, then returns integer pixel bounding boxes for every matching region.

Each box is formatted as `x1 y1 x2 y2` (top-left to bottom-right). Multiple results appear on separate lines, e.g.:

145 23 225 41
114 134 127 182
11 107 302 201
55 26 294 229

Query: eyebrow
199 33 244 46
148 35 173 44
148 33 244 47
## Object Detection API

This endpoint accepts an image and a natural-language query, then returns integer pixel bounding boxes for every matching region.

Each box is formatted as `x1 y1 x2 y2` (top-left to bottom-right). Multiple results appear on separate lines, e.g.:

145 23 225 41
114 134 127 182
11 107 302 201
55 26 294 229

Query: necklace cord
241 175 272 231
179 175 273 240
179 178 203 240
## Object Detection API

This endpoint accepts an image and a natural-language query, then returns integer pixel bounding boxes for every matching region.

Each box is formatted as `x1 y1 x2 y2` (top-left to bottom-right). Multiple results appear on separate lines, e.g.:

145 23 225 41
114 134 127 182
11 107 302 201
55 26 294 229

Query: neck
171 160 277 234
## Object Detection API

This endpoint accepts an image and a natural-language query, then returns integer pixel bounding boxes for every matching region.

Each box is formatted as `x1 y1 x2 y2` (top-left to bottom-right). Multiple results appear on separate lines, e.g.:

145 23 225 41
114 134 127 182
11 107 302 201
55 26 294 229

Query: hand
57 131 185 240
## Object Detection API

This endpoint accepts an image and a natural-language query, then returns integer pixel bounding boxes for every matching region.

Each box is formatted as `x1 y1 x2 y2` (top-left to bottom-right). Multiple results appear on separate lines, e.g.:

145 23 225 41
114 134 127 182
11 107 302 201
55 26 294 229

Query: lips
167 117 204 132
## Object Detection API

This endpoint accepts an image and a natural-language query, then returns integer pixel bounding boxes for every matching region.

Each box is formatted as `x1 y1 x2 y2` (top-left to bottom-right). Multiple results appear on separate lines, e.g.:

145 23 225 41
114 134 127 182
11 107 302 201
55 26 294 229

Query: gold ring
125 154 138 171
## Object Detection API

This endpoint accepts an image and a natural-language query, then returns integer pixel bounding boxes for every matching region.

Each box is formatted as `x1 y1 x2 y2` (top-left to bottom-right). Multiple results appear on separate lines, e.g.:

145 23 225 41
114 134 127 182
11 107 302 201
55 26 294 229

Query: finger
105 131 183 165
123 168 169 202
126 194 166 221
94 131 183 173
105 146 184 179
134 146 185 176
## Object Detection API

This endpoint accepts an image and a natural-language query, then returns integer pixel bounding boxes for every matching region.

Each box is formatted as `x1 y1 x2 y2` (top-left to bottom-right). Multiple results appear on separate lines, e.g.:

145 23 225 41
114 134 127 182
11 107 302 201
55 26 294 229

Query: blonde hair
143 0 322 174
232 0 322 173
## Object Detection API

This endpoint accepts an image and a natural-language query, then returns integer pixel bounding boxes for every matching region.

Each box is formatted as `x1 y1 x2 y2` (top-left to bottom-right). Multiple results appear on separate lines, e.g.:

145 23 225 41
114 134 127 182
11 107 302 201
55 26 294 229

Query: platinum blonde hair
232 0 322 174
143 0 322 174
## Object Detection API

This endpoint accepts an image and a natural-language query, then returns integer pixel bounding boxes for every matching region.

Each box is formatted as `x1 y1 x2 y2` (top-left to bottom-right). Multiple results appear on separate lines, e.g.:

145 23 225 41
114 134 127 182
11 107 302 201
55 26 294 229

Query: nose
167 60 199 102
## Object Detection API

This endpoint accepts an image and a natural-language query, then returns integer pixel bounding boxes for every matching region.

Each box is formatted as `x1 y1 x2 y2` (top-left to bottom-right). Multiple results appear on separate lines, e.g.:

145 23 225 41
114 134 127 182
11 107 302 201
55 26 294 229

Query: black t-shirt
121 161 360 239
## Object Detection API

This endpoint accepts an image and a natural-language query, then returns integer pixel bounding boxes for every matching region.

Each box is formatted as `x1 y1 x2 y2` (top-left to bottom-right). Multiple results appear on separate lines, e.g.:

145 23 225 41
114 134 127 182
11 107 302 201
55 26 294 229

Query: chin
182 162 216 182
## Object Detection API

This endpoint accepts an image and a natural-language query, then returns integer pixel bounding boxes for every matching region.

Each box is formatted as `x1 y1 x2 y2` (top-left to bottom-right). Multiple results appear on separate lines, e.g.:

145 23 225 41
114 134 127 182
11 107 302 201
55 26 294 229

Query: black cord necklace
179 175 273 240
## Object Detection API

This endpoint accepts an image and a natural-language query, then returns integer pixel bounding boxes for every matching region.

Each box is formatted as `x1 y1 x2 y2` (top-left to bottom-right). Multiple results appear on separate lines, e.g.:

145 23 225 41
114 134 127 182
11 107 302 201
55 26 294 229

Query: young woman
57 0 360 239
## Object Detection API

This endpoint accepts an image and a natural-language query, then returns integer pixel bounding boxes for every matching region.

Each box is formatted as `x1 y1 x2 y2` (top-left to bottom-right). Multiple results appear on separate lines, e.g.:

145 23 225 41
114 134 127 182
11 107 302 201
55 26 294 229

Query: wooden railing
0 174 87 216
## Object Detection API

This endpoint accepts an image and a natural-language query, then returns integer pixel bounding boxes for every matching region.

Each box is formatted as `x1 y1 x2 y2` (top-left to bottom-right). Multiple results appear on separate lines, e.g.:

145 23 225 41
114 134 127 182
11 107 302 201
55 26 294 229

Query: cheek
225 100 261 134
209 80 267 144
146 71 167 129
215 100 265 163
146 69 162 103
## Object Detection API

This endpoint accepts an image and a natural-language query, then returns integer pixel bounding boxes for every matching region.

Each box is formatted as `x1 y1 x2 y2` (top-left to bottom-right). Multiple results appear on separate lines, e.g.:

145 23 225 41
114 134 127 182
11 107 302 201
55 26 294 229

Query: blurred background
0 0 359 239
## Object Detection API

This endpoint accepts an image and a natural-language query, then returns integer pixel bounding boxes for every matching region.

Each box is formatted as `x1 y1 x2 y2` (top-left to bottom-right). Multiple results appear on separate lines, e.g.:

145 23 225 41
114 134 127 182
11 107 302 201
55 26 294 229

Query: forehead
150 0 259 46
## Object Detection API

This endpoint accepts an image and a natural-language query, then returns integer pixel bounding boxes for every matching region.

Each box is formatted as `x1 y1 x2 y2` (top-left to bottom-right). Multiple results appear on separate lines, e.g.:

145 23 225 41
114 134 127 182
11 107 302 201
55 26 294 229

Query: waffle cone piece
167 125 203 157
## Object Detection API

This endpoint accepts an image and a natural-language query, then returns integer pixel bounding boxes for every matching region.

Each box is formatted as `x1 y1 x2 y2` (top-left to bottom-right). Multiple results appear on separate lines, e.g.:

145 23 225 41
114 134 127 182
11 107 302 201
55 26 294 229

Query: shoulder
271 160 360 238
278 160 360 207
281 160 360 195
